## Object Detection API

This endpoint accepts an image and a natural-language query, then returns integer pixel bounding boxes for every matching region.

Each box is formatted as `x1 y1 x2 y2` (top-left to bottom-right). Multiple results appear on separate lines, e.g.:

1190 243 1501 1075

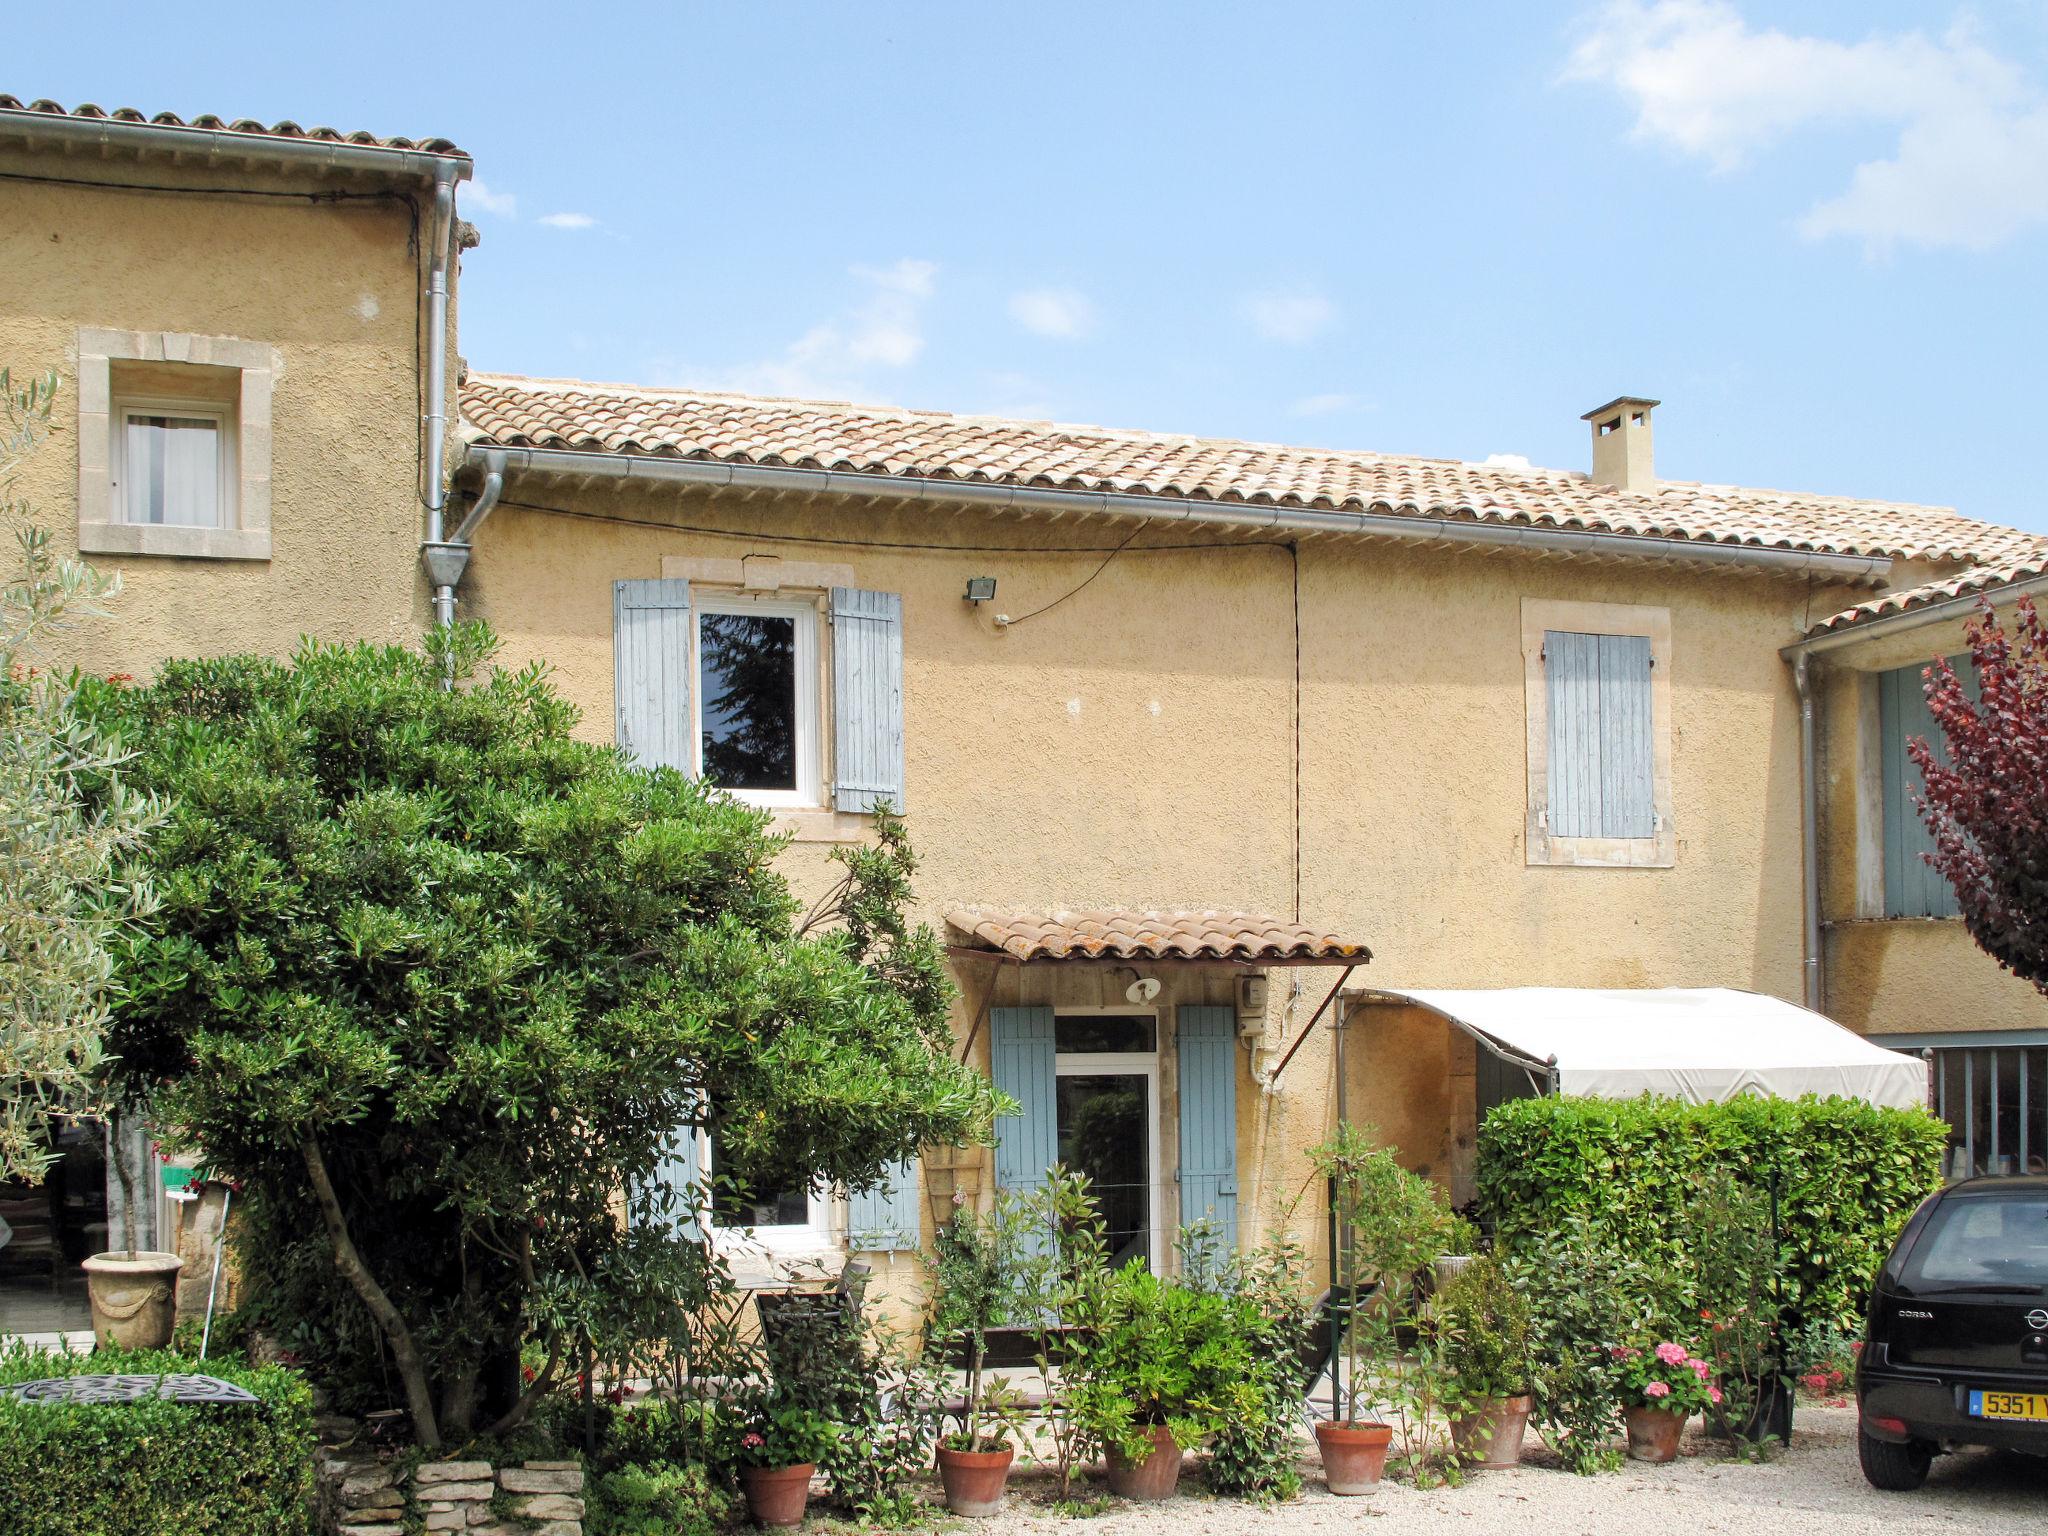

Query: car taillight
1866 1414 1910 1437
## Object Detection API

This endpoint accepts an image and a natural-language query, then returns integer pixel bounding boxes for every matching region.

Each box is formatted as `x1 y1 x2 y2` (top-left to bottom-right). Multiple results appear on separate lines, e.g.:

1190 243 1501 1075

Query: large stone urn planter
81 1251 184 1348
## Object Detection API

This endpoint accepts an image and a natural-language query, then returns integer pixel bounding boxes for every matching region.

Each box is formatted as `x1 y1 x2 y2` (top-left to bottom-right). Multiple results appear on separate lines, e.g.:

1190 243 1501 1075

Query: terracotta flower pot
936 1444 1014 1517
81 1251 185 1350
739 1463 814 1528
1313 1419 1393 1494
1104 1424 1182 1501
1451 1394 1533 1469
1624 1404 1687 1463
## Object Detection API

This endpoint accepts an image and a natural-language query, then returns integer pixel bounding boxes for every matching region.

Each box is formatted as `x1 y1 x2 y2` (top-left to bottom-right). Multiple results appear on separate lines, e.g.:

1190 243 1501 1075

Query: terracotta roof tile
1808 557 2048 634
460 375 2043 567
0 95 464 158
945 908 1371 965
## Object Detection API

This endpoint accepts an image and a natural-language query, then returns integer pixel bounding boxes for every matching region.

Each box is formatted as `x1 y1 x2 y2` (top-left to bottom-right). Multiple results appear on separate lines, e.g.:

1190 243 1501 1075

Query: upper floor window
1878 656 1973 919
113 398 234 529
76 328 273 561
694 594 820 808
1521 598 1675 868
614 578 905 817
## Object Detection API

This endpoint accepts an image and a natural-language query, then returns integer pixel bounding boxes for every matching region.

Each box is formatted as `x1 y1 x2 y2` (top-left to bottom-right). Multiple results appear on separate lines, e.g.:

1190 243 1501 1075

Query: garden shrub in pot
727 1396 837 1528
1307 1123 1462 1492
1437 1254 1535 1470
923 1191 1035 1514
1065 1264 1258 1501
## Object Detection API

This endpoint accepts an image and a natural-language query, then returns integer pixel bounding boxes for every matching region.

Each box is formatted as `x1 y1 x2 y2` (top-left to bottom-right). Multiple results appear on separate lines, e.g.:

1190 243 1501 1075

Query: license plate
1968 1390 2048 1422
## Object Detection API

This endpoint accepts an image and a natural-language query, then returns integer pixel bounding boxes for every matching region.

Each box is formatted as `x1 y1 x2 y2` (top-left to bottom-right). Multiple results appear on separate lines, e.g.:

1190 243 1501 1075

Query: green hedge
0 1345 315 1536
1477 1094 1948 1328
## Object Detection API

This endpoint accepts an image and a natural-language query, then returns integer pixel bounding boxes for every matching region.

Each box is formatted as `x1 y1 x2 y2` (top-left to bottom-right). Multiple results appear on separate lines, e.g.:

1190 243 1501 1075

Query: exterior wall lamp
963 576 997 604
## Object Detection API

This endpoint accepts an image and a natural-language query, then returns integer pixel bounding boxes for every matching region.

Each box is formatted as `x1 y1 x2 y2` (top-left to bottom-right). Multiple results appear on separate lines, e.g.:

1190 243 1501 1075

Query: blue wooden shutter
830 588 905 813
1176 1006 1240 1248
847 1158 922 1251
614 579 693 769
642 1119 706 1243
991 1007 1057 1195
1546 630 1653 838
1881 658 1970 919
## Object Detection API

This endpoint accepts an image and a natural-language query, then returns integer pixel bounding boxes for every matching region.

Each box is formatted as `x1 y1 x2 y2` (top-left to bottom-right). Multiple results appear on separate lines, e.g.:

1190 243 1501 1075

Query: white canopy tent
1355 986 1928 1109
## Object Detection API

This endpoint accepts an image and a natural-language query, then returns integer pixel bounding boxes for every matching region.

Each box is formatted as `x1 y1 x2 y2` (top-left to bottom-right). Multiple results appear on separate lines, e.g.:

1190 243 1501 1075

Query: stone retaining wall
317 1415 585 1536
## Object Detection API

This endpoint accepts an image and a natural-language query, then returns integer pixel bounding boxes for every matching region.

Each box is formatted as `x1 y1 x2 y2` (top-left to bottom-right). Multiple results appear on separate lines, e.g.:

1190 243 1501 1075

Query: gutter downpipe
1791 651 1823 1011
1777 571 2048 1013
467 446 1897 586
421 162 461 630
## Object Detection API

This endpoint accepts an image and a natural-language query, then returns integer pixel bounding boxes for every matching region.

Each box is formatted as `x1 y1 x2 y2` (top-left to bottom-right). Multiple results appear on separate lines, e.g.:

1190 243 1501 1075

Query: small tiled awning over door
946 909 1371 1259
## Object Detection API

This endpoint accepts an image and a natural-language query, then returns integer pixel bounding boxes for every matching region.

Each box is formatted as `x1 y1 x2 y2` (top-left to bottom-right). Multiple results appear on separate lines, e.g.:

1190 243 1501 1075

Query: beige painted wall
463 475 1829 1306
0 152 446 673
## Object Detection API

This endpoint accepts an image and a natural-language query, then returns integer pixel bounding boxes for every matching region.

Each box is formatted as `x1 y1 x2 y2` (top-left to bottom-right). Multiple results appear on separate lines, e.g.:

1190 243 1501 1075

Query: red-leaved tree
1913 594 2048 994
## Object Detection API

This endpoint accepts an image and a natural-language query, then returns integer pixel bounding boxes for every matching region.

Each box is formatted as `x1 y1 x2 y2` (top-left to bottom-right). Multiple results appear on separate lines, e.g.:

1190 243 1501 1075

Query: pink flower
1644 1380 1671 1399
1654 1342 1688 1366
742 1433 765 1449
1611 1345 1640 1360
1688 1359 1712 1380
1709 1387 1723 1405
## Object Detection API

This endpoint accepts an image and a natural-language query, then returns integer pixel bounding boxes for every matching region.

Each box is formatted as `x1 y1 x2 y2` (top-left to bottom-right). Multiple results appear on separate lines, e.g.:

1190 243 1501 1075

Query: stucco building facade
2 97 2042 1327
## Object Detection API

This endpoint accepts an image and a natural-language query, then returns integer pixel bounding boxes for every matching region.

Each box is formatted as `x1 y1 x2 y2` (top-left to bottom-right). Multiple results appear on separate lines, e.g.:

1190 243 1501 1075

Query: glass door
1054 1013 1159 1271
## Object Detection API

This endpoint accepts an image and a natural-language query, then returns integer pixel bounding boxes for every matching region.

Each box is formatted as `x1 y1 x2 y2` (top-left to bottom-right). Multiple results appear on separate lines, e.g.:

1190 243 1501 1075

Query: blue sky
17 2 2048 529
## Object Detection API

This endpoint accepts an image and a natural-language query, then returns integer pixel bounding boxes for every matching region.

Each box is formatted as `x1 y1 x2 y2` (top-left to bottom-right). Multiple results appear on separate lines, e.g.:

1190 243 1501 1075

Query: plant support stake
199 1184 231 1361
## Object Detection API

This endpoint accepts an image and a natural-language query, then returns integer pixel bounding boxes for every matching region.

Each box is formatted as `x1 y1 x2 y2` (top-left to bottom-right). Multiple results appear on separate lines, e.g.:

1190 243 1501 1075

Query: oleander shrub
0 1344 315 1536
1478 1093 1947 1329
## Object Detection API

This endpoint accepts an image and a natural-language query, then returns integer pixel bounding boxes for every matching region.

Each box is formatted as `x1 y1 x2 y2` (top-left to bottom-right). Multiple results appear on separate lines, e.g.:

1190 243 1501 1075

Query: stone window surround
1521 596 1677 869
76 327 274 561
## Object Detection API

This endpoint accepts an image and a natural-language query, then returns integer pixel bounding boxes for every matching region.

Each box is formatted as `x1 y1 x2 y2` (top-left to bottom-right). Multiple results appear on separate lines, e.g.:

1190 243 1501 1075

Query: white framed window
701 1123 832 1256
111 396 234 529
691 593 822 809
1521 597 1675 868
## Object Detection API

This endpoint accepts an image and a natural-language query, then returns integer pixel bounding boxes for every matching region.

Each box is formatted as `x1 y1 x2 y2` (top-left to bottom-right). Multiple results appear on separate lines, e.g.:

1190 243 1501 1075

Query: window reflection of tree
1062 1084 1148 1270
699 612 796 789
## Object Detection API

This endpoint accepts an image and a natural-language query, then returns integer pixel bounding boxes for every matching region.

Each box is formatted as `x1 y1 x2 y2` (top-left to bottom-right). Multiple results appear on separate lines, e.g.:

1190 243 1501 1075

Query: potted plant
1438 1254 1535 1470
81 1117 184 1349
1614 1340 1717 1463
1690 1172 1794 1449
1307 1123 1459 1493
923 1197 1032 1515
1066 1265 1247 1500
731 1398 837 1527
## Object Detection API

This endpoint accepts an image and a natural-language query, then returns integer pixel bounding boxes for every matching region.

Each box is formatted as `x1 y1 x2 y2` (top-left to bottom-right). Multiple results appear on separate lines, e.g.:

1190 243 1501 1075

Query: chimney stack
1583 396 1659 493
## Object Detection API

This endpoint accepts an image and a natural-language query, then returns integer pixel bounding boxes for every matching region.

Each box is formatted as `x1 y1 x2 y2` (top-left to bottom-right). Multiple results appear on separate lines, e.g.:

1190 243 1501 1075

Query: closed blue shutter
1546 630 1653 838
614 579 693 769
1881 658 1970 919
642 1120 706 1243
847 1158 922 1251
830 588 905 813
1176 1006 1240 1249
991 1006 1057 1196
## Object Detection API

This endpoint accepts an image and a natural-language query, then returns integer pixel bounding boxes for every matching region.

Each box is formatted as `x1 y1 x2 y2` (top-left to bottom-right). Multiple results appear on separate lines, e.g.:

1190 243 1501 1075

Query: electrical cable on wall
989 518 1151 628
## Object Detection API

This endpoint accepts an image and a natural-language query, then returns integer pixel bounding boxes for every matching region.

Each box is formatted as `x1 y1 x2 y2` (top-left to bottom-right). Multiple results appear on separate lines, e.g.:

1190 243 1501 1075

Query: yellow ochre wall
0 152 448 670
463 477 1828 1289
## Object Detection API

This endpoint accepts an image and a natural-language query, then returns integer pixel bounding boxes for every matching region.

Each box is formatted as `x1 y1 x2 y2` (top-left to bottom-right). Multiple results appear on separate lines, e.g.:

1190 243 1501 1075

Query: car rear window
1901 1192 2048 1293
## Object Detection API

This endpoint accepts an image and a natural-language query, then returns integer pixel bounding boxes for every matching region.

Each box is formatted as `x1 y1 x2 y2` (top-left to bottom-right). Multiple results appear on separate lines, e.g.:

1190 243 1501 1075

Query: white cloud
1009 287 1093 339
1482 452 1535 471
538 211 597 230
465 179 517 218
1564 1 2048 250
1291 391 1368 417
661 258 939 400
1243 285 1336 344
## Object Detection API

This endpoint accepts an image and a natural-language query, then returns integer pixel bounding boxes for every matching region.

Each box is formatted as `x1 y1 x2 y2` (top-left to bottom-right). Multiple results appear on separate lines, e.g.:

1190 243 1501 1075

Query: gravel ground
971 1402 2043 1536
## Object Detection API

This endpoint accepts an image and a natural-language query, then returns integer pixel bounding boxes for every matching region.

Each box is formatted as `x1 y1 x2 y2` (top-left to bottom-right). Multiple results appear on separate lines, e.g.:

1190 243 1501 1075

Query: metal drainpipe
1792 651 1824 1011
422 162 459 628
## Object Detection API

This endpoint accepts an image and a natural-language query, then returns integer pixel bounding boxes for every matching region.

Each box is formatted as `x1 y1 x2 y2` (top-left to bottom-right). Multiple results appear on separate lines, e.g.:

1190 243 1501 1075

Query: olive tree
93 626 995 1447
0 370 160 1181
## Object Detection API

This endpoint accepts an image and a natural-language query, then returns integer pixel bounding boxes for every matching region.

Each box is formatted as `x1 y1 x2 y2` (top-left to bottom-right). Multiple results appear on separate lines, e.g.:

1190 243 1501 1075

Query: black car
1857 1175 2048 1489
